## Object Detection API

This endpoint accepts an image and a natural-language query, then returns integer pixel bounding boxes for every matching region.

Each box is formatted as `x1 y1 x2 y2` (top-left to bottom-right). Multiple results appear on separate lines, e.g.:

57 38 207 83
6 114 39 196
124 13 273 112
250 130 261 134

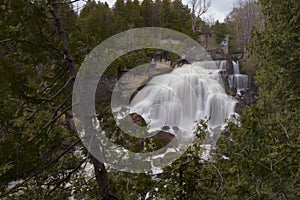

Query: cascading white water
219 60 227 71
229 61 249 90
232 60 240 74
130 62 237 137
229 74 249 89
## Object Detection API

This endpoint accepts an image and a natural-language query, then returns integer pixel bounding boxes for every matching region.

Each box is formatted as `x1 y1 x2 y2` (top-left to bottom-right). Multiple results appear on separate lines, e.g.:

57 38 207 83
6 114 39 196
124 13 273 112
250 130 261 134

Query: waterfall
229 74 249 89
232 60 240 74
219 60 227 71
228 61 249 91
130 62 236 138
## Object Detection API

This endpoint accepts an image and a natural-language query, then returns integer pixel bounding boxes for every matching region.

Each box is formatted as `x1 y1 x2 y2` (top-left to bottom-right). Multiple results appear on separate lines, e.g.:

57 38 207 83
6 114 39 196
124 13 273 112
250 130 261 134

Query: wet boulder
228 87 237 96
130 113 147 127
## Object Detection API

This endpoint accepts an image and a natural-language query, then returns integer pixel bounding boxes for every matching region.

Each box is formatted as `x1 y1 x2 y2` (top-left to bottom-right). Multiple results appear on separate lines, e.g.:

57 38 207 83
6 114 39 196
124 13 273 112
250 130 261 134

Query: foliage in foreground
214 0 300 198
0 0 299 199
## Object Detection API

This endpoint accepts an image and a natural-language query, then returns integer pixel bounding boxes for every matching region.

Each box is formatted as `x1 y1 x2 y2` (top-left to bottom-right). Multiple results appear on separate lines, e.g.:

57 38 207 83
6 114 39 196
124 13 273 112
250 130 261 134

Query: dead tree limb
49 0 77 79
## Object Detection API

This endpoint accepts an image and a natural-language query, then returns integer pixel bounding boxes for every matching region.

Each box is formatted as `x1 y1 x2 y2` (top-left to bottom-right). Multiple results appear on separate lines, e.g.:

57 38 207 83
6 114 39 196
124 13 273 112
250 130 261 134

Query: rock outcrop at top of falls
170 59 191 68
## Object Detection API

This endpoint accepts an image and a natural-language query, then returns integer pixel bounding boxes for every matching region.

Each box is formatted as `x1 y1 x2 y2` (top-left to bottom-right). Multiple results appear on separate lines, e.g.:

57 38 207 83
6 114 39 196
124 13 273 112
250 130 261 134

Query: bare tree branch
49 0 77 79
189 0 211 32
35 64 69 95
18 93 72 149
45 157 87 197
53 0 83 4
40 77 73 102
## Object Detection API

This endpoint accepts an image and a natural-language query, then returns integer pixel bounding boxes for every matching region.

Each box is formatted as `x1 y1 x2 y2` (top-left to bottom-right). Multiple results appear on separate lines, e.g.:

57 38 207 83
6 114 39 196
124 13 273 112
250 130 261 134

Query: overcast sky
200 0 236 22
75 0 236 22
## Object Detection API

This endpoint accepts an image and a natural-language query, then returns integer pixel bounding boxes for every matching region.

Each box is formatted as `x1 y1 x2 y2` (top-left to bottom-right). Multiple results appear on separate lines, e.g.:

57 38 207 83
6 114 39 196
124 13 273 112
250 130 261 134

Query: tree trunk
49 1 117 199
90 155 119 200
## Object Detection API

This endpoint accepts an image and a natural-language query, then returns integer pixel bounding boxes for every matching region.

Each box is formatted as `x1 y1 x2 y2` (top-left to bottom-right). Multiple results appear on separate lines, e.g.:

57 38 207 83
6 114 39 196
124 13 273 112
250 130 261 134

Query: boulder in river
130 113 147 127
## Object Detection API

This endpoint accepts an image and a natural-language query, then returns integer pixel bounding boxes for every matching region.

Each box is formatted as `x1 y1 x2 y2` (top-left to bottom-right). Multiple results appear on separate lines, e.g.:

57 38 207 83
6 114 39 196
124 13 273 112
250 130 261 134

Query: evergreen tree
0 0 114 198
213 0 300 198
140 0 154 26
124 0 143 28
159 0 172 28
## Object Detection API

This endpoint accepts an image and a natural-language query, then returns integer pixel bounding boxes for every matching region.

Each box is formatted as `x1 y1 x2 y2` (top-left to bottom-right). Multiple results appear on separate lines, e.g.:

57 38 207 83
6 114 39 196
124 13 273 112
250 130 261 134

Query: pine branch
45 157 87 197
0 139 81 198
34 65 69 97
18 93 72 149
0 38 31 44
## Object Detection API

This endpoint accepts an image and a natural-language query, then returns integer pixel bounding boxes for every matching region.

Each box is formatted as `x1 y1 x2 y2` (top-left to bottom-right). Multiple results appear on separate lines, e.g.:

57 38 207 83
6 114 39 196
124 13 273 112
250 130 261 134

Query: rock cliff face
226 60 234 75
96 63 172 102
96 74 118 100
